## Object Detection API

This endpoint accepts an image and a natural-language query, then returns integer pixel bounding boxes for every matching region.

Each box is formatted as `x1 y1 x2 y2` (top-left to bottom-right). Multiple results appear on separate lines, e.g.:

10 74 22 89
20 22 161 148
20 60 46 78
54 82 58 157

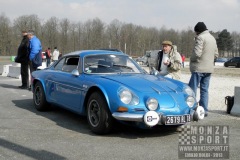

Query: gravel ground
180 65 240 112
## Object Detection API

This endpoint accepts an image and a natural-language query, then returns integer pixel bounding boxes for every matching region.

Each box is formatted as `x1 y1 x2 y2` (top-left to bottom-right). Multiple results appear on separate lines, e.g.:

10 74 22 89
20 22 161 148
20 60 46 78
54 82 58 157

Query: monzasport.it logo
178 125 229 159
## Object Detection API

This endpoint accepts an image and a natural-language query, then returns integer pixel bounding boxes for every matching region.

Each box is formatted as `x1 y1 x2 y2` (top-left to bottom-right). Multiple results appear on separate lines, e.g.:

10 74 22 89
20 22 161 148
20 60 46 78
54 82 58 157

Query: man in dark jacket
15 30 29 89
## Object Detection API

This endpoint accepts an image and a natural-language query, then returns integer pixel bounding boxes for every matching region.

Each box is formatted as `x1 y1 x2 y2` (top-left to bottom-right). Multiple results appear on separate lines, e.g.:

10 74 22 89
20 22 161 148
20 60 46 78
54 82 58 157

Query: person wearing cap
189 22 218 117
15 30 29 89
155 40 182 80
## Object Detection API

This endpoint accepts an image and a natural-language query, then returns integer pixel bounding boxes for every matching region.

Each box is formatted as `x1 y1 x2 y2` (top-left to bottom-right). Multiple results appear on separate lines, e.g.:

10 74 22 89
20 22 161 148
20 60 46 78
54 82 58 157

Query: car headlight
119 90 132 104
146 98 158 111
118 88 139 105
186 96 195 108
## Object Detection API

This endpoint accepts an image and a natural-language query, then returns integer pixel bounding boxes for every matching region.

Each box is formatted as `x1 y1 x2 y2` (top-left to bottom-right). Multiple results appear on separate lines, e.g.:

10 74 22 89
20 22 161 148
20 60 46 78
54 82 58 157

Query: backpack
46 50 51 59
32 50 42 68
225 96 234 114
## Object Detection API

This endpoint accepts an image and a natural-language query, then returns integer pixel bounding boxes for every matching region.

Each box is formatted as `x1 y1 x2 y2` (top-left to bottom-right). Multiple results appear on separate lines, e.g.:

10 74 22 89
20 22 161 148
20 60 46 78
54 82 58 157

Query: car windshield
84 54 143 74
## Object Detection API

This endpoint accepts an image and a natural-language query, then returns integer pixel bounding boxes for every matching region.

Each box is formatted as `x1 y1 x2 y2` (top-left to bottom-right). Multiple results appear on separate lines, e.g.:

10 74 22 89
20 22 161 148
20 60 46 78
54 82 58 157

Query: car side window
62 57 79 72
232 58 237 62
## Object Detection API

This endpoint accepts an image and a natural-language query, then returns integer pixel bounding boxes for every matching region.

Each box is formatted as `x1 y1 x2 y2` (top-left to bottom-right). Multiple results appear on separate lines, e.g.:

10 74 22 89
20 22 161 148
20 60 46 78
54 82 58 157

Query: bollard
230 86 240 116
7 65 21 79
225 96 234 114
2 64 12 76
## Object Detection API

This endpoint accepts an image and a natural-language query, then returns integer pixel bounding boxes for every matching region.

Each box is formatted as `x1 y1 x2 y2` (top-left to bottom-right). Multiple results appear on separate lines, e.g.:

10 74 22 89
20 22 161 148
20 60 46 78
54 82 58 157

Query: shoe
18 86 28 89
204 112 208 117
28 85 32 91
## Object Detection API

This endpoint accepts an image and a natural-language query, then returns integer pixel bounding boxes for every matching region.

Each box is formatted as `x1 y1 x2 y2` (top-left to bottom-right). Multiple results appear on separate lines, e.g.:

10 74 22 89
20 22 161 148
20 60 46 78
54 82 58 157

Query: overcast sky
1 0 239 32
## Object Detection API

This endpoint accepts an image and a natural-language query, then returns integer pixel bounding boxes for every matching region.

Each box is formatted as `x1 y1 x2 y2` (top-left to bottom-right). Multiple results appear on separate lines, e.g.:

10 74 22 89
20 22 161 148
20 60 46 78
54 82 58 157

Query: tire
33 81 49 111
236 63 240 68
87 91 114 134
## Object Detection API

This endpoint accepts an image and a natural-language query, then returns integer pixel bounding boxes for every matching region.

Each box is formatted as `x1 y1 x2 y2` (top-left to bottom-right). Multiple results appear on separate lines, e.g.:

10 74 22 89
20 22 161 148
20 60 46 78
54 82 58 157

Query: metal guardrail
0 56 14 62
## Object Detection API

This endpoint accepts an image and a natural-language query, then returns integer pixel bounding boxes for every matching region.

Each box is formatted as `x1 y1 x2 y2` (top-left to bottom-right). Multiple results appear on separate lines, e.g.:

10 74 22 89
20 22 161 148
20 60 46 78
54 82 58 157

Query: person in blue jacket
27 30 42 73
27 30 42 90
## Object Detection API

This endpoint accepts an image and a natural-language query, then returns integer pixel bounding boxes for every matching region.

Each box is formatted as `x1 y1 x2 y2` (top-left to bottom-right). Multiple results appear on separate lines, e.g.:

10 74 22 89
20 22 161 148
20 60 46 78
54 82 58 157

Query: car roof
64 50 125 57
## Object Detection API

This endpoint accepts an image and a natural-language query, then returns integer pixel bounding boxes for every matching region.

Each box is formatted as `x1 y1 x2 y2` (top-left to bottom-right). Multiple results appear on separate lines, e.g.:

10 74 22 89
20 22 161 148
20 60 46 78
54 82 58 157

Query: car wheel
87 91 114 134
236 63 240 68
33 81 49 111
224 63 228 67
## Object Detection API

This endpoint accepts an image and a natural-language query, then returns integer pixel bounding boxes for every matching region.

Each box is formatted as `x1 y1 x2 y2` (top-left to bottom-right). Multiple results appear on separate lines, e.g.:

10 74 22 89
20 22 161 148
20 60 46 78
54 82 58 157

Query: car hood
100 74 182 93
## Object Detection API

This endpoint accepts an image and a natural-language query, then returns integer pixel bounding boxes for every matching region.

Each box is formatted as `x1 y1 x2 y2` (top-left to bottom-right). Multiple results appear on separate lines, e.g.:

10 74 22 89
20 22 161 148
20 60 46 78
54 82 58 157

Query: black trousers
21 63 29 87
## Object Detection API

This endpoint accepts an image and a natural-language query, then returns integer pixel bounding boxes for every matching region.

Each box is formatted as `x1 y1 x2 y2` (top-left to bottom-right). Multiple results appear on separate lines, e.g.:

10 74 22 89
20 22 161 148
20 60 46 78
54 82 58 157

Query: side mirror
149 67 159 76
71 69 79 76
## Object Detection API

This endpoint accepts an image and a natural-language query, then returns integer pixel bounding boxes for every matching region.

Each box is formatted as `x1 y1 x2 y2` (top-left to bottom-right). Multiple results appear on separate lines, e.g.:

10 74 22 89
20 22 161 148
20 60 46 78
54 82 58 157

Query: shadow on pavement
12 99 179 138
0 83 20 89
209 110 229 115
12 99 90 135
0 138 66 160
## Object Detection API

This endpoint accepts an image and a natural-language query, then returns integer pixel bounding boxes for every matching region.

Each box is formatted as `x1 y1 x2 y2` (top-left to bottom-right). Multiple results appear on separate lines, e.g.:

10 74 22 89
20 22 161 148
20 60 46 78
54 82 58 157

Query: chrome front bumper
112 106 205 127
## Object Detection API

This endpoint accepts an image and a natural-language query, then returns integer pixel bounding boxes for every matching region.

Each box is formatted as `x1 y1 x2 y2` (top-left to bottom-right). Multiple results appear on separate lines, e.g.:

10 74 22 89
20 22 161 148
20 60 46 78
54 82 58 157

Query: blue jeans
188 72 211 112
46 59 51 67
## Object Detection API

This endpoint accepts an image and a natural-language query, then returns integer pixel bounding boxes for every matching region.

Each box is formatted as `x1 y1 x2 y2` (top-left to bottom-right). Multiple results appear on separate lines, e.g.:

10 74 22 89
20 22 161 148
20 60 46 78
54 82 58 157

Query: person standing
188 22 218 116
15 30 29 89
155 41 182 80
181 54 186 68
27 30 42 89
52 47 59 62
45 47 51 67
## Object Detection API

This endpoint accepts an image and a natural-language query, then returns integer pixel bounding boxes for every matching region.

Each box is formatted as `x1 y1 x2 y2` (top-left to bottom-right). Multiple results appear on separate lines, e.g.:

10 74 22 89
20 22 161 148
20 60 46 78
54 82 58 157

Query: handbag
32 50 42 68
225 96 234 114
14 56 21 63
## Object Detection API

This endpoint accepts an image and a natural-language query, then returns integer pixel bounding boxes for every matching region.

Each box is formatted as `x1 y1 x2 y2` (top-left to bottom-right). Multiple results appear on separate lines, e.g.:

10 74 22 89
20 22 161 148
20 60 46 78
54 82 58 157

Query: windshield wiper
113 64 133 70
98 64 111 67
85 62 98 67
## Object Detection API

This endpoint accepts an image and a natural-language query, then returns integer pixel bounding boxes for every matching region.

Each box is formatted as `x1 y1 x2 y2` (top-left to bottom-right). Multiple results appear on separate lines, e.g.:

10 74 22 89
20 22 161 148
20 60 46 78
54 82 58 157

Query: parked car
215 57 228 63
145 50 160 67
135 56 148 65
224 57 240 68
31 50 204 134
42 52 46 60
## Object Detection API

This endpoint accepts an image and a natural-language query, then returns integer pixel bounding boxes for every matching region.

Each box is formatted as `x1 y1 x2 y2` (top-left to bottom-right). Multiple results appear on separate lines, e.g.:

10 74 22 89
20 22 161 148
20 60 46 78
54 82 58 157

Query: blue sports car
32 50 205 134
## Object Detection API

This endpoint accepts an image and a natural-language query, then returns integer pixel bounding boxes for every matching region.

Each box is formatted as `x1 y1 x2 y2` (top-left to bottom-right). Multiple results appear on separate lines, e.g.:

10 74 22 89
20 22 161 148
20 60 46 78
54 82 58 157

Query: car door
229 58 237 66
50 56 84 111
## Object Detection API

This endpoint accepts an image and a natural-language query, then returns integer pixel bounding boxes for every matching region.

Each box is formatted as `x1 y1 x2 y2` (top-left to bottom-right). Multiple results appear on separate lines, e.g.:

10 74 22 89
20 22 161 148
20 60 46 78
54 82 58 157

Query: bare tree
1 13 240 58
231 31 240 57
106 19 122 49
179 28 195 57
42 17 59 51
75 22 83 51
90 18 105 49
0 13 12 55
59 18 70 53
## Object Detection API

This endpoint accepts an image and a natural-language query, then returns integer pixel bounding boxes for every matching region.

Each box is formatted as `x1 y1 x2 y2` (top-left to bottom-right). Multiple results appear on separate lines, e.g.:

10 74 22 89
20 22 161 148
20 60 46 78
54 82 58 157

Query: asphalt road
0 75 240 160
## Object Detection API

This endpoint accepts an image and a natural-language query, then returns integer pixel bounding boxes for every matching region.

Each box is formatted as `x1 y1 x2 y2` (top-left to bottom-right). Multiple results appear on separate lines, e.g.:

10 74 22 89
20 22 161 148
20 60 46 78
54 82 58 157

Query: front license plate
165 114 191 125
